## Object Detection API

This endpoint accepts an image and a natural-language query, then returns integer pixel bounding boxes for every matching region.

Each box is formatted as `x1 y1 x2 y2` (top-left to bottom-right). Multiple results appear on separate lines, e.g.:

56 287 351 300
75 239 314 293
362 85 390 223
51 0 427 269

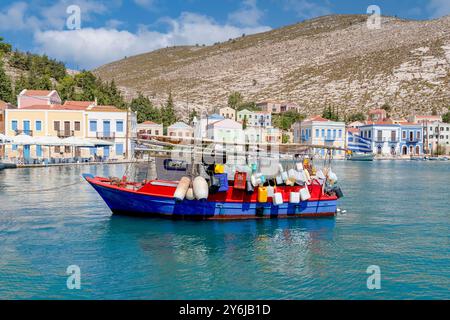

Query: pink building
368 109 387 122
17 90 62 109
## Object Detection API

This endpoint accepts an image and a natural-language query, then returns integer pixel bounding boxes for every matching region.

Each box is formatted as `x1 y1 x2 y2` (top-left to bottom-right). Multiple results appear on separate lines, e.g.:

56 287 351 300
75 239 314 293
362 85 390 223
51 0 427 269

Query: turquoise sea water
0 161 449 299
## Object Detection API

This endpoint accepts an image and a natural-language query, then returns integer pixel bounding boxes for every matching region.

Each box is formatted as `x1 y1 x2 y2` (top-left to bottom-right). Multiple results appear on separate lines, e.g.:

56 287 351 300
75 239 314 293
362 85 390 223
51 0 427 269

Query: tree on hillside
242 115 248 130
56 75 76 100
0 61 13 103
13 74 29 98
228 91 243 110
130 93 160 124
347 112 366 123
273 111 305 131
0 37 12 54
188 109 198 125
322 106 340 121
443 108 450 124
161 92 177 127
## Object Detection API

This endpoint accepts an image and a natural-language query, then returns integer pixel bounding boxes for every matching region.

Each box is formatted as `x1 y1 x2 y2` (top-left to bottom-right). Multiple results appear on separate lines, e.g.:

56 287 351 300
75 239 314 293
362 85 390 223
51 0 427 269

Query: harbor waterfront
0 161 449 299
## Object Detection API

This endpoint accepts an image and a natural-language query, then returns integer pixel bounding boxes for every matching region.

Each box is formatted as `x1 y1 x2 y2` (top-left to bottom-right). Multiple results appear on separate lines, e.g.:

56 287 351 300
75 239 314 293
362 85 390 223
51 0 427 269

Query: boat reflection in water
104 215 336 294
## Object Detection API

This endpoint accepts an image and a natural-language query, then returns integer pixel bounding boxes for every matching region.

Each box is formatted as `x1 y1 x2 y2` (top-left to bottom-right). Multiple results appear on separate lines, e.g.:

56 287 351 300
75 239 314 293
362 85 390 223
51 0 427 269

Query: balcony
57 130 75 138
325 136 336 142
96 132 115 140
15 129 33 136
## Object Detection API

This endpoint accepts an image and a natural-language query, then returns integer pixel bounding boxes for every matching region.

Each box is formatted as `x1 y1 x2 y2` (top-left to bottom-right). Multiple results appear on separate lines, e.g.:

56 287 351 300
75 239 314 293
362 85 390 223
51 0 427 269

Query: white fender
174 177 191 201
193 176 209 200
185 187 195 200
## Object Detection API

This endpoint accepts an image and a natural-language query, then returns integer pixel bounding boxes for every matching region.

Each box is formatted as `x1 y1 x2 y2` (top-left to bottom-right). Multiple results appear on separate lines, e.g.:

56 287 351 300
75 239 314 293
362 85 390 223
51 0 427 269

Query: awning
11 133 37 145
87 138 114 147
61 137 95 147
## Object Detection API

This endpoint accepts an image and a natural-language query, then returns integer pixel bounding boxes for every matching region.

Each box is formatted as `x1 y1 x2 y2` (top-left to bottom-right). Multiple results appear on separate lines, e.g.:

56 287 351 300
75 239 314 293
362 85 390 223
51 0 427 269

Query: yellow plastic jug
214 164 225 174
258 187 268 203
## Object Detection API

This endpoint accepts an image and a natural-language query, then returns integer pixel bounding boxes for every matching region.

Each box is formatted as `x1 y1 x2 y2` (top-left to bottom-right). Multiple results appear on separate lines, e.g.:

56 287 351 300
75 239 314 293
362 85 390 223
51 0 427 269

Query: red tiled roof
21 90 54 97
20 104 87 111
141 121 160 125
368 109 386 114
305 115 330 122
88 105 124 112
64 100 94 107
347 128 360 133
415 115 441 119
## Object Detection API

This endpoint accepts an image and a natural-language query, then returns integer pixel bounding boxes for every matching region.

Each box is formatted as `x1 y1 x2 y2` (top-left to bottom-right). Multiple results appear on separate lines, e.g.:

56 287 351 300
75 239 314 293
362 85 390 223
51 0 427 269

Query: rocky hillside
94 14 450 119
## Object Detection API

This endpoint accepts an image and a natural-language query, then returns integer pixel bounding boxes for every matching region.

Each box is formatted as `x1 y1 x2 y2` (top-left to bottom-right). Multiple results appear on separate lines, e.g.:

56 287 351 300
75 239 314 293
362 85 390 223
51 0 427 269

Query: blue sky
0 0 449 70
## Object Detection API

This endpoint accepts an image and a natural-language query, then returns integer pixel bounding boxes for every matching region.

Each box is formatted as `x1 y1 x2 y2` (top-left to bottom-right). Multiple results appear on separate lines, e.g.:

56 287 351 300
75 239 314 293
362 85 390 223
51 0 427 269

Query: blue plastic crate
215 173 229 192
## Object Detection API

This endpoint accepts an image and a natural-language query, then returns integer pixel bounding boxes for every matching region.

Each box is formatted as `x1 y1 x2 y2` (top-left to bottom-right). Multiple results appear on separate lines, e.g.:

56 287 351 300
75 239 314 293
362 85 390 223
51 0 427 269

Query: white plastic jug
273 193 283 206
276 175 283 185
267 186 275 197
328 169 338 182
300 187 311 201
316 169 326 180
290 192 300 204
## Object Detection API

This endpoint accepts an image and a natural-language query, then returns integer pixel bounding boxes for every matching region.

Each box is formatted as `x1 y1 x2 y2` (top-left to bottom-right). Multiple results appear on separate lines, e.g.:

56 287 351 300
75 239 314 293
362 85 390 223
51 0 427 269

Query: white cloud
283 0 331 19
0 0 110 32
40 0 108 30
0 2 39 31
228 0 264 27
428 0 450 18
34 12 271 69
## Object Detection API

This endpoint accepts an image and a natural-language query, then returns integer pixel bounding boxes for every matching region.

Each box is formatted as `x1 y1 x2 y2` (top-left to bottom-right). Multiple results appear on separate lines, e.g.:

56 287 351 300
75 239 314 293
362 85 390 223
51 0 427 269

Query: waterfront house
17 90 62 108
168 122 193 138
206 118 243 144
399 122 423 156
137 121 163 139
237 109 271 127
4 96 136 162
84 104 135 160
423 121 450 155
219 107 236 120
292 116 346 158
193 114 224 139
4 104 86 161
358 120 401 156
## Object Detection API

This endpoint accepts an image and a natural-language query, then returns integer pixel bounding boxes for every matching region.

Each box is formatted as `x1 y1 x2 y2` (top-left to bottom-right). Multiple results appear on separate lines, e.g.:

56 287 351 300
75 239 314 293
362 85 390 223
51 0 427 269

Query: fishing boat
84 136 344 220
346 152 374 161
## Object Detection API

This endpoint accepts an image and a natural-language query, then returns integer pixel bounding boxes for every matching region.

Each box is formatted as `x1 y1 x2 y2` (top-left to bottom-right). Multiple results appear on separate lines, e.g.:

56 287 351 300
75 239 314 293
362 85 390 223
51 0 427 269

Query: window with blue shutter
12 120 17 131
115 143 124 155
116 121 124 132
89 120 97 132
36 121 42 131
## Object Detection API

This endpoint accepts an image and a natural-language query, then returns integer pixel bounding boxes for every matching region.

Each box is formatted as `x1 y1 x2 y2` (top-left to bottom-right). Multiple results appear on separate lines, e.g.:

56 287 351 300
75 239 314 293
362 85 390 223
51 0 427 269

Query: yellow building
4 102 136 162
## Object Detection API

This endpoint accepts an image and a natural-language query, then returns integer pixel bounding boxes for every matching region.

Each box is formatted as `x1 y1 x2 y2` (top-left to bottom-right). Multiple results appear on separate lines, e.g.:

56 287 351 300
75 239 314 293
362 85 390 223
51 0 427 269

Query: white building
85 105 136 159
423 121 450 155
206 119 243 143
292 116 346 158
137 121 163 139
237 109 271 127
358 121 401 156
219 107 236 120
193 114 224 139
168 122 193 138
